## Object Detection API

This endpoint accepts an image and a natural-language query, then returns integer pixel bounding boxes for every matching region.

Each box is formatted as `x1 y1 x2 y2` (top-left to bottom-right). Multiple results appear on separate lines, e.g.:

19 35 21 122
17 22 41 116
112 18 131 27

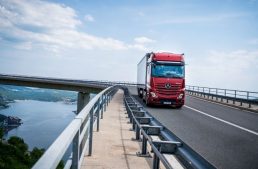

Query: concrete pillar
77 92 90 114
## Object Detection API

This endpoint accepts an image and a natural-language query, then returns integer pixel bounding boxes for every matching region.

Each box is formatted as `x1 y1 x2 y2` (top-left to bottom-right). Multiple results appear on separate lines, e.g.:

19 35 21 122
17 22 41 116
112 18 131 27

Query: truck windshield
152 64 185 78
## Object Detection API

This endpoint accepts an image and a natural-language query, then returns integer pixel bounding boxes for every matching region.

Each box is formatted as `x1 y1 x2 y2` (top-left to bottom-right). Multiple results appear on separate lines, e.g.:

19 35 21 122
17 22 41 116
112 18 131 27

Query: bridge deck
81 90 152 169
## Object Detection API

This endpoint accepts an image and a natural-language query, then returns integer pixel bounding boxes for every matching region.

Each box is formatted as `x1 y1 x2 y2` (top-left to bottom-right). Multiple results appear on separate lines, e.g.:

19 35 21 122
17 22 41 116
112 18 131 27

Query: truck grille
155 83 181 96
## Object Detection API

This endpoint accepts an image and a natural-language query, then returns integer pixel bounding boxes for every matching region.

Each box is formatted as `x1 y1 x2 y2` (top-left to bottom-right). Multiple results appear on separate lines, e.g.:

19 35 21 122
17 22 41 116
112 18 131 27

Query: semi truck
137 52 185 108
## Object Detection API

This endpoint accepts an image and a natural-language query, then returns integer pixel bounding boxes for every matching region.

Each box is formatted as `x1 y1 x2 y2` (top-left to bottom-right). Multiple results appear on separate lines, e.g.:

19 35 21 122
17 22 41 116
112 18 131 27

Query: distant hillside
0 114 6 122
0 85 77 102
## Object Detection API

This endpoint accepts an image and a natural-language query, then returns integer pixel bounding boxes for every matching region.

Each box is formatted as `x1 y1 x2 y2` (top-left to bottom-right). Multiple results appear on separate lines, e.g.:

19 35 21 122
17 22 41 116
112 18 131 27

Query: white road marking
185 105 258 136
187 94 258 115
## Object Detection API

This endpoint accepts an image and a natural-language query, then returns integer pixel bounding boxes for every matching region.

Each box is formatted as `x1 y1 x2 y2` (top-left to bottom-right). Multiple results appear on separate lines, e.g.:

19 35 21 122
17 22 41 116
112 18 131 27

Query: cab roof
152 52 184 62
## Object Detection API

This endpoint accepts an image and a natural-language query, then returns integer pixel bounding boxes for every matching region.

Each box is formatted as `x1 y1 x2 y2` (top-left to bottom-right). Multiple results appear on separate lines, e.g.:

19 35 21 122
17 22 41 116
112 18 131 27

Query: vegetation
0 134 64 169
0 114 6 122
0 128 3 141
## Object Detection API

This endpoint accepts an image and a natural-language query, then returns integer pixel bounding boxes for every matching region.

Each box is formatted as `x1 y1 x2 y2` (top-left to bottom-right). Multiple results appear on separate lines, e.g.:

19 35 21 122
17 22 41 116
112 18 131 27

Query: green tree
0 128 3 141
8 136 28 153
30 147 45 165
56 161 64 169
0 136 65 169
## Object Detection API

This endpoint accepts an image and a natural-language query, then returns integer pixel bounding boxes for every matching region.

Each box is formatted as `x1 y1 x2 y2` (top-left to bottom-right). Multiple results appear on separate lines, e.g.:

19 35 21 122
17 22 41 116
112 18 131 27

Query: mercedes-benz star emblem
165 83 171 89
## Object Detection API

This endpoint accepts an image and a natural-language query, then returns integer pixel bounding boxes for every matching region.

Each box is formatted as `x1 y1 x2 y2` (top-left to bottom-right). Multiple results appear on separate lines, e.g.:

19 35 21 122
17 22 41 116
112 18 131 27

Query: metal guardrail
123 87 215 169
32 86 118 169
186 85 258 108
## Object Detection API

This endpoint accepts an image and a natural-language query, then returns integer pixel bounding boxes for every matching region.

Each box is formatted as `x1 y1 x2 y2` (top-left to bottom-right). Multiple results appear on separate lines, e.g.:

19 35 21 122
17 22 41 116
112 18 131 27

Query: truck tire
138 89 143 98
145 96 152 107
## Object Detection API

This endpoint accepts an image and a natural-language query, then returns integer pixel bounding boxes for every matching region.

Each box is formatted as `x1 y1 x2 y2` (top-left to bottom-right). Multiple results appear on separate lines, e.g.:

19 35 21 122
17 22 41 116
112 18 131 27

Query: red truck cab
137 52 185 108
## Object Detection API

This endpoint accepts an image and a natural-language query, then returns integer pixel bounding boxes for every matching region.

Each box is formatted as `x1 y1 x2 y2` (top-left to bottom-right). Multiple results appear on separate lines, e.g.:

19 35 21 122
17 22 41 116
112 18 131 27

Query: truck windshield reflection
152 64 185 78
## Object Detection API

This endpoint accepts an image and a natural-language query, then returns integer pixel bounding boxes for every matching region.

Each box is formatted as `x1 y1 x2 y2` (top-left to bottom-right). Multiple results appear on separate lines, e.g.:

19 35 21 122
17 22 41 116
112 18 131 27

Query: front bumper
148 97 184 106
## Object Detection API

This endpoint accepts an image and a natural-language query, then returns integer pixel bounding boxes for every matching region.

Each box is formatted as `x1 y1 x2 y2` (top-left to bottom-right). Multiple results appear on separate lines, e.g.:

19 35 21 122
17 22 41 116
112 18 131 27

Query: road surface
128 86 258 169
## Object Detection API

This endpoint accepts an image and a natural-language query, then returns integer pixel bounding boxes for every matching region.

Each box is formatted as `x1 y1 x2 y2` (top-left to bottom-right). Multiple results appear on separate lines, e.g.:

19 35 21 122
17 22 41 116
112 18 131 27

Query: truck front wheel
145 96 152 107
138 89 143 98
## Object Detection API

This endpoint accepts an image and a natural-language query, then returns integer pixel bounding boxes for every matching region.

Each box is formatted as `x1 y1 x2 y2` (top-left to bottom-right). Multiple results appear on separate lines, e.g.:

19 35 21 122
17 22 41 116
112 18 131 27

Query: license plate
163 101 171 105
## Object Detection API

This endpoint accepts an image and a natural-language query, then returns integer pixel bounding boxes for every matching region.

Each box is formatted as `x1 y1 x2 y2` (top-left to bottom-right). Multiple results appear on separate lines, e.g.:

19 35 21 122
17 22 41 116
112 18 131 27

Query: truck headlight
178 93 184 99
150 92 157 98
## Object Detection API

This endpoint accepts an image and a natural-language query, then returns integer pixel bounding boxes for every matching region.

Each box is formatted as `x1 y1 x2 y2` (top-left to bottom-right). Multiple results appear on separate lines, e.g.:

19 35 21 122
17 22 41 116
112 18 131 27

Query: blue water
0 100 76 150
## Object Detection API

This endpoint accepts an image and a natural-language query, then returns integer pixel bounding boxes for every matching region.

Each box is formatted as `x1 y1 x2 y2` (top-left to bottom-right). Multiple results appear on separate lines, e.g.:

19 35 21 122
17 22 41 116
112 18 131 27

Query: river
0 100 76 150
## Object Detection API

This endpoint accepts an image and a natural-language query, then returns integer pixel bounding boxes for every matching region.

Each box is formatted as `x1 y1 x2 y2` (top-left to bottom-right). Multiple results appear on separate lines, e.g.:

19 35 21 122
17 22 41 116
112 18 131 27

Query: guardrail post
247 92 251 107
216 89 218 100
138 127 149 156
88 109 94 156
247 92 251 108
104 94 107 111
135 125 140 140
101 95 104 119
153 152 160 169
107 93 109 104
233 90 236 104
97 99 100 132
72 131 79 169
139 135 148 156
132 116 135 128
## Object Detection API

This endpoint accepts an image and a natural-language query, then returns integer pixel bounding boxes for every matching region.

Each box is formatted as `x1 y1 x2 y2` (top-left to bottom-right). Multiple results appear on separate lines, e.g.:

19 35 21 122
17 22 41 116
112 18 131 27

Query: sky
0 0 258 91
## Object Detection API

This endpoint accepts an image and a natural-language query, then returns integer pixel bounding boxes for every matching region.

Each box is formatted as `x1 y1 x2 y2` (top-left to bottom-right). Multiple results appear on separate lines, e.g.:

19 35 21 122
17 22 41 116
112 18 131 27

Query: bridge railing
32 86 118 169
186 85 258 108
82 80 137 86
122 87 215 169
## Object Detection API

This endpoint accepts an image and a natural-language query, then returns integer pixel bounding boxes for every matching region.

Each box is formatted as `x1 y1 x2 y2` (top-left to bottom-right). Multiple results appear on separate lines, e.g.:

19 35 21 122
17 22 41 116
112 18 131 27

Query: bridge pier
77 92 90 113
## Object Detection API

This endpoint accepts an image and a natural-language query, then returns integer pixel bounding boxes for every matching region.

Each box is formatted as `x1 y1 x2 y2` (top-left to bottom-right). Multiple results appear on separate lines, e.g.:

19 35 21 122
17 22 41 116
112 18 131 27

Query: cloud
0 0 81 29
248 38 258 45
187 50 258 90
134 37 155 44
206 50 258 71
84 14 95 22
0 0 152 53
155 13 249 25
15 41 32 50
127 37 156 51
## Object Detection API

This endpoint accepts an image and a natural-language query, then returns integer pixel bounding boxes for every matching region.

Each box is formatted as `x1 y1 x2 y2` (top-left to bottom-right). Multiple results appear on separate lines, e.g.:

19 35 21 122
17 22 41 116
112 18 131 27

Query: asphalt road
127 86 258 169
